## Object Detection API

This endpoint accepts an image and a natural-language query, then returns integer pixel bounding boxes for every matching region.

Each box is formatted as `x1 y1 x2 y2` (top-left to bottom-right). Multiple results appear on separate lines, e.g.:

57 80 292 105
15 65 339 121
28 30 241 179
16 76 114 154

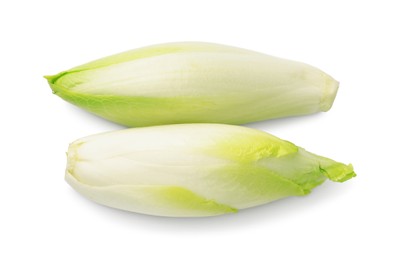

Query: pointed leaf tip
324 163 356 183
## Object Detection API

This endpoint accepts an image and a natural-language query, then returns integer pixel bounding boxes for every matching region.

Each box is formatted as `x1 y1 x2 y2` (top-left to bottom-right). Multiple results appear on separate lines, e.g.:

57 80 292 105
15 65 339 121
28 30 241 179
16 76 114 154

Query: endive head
65 124 355 217
45 42 339 127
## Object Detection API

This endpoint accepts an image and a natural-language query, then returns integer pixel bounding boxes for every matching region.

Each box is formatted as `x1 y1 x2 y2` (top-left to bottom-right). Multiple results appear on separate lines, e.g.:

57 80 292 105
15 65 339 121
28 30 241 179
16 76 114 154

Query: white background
1 0 400 259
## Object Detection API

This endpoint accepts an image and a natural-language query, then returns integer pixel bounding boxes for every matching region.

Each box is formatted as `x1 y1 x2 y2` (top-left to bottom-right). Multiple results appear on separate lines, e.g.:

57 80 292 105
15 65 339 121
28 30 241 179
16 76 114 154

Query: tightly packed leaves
45 42 339 126
65 124 355 217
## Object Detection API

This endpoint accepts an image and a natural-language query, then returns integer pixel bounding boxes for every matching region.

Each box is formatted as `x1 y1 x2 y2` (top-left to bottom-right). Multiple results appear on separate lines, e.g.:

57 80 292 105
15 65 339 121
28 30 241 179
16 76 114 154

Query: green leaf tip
43 74 56 83
44 71 69 84
44 75 58 94
322 163 356 183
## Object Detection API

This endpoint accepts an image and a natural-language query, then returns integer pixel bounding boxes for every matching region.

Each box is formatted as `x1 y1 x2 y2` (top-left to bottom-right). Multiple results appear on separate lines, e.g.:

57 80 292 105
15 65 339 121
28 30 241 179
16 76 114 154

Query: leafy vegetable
46 42 339 126
65 124 355 217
